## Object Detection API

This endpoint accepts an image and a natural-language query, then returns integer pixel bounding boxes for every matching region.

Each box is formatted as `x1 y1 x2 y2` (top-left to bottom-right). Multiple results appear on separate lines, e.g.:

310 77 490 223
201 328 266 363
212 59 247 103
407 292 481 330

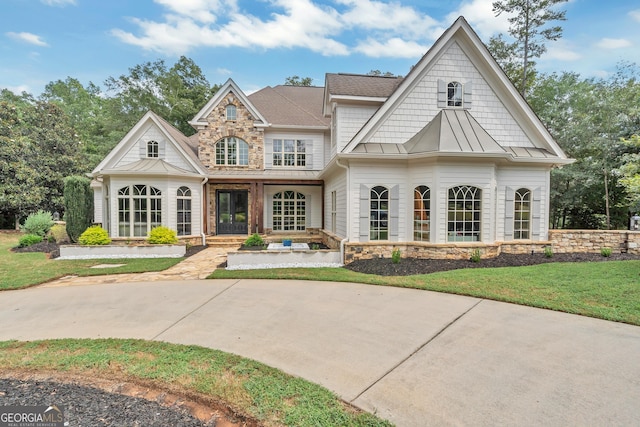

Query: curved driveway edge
1 279 638 426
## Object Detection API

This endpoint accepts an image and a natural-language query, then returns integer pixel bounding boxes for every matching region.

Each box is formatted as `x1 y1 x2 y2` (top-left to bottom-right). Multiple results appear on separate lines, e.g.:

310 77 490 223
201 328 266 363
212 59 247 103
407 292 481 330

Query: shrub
78 226 111 246
544 246 554 258
20 210 54 237
147 226 178 244
470 248 481 263
48 223 70 243
600 247 612 257
244 233 264 247
392 248 401 264
64 175 94 243
18 234 43 248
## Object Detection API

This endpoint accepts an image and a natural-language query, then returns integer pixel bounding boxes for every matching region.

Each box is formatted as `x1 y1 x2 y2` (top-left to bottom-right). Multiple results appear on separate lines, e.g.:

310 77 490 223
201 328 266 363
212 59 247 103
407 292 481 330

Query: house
90 17 573 262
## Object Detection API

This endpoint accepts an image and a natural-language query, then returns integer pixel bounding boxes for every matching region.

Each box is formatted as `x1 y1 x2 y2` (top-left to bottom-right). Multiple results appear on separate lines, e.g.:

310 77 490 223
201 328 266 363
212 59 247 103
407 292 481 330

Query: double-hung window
273 139 306 167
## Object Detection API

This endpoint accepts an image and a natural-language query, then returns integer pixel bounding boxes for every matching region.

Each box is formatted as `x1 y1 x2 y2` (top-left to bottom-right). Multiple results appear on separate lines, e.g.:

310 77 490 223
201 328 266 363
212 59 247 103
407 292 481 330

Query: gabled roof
323 73 403 116
342 16 571 164
91 110 207 177
188 78 268 128
248 85 329 128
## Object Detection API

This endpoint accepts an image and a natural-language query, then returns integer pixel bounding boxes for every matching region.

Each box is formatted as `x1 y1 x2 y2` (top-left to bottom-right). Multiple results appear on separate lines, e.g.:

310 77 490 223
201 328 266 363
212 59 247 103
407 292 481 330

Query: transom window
273 139 306 167
226 105 237 121
147 140 159 158
177 186 192 236
273 191 306 231
370 186 389 240
118 184 161 237
215 137 248 166
447 81 463 107
413 185 430 241
514 188 531 239
447 185 481 241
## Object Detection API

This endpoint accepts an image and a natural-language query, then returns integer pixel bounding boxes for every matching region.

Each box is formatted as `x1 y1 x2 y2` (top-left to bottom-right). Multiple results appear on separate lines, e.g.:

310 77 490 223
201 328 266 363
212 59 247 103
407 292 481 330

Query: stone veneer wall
548 230 640 254
197 91 264 171
341 230 640 264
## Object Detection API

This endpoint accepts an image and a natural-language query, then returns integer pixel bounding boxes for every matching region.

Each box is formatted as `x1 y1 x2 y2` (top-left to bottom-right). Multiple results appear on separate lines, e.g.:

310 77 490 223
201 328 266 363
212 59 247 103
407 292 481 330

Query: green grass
211 261 640 326
0 339 391 427
0 232 183 290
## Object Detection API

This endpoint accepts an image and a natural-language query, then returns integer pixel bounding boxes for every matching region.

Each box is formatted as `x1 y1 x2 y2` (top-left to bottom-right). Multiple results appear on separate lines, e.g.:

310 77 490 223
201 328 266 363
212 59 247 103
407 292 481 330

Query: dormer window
226 105 237 121
147 140 159 158
447 81 463 107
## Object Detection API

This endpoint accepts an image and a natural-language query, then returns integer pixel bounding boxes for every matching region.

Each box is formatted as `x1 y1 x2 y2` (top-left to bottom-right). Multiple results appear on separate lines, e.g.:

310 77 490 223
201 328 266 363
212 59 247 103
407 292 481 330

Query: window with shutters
447 185 481 241
147 140 159 158
273 139 306 167
370 186 389 240
447 81 463 107
413 186 430 241
514 188 531 239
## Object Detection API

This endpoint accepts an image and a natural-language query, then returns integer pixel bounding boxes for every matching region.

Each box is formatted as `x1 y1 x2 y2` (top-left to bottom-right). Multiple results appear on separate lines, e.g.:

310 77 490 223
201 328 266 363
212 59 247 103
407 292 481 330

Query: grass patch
0 232 182 290
0 339 391 427
211 261 640 326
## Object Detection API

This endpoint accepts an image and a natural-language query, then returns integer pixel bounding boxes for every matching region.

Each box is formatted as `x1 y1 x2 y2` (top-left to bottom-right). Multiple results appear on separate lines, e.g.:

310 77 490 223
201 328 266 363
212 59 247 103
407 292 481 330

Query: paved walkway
45 246 228 286
2 251 639 426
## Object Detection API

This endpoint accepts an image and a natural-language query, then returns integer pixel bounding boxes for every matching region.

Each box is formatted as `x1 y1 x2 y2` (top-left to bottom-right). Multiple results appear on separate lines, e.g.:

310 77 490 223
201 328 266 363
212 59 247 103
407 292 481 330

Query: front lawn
0 232 182 290
0 339 390 427
211 260 640 326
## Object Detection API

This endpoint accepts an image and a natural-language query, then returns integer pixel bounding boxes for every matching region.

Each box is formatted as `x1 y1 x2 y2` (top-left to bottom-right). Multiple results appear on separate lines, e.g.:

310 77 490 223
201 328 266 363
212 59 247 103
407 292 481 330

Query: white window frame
514 188 531 239
272 139 306 167
413 185 430 241
447 185 481 242
273 191 306 231
370 186 389 240
215 137 249 166
147 140 159 158
118 184 162 237
447 81 463 107
177 186 192 236
226 104 237 121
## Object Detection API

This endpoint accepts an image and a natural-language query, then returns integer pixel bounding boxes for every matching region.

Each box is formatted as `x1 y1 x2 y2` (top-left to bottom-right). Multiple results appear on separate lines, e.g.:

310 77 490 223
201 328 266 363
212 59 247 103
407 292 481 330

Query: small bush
20 210 54 237
147 226 178 244
392 248 401 264
18 234 43 248
78 226 111 246
48 223 70 243
600 247 612 257
544 246 554 258
244 233 264 247
470 248 481 263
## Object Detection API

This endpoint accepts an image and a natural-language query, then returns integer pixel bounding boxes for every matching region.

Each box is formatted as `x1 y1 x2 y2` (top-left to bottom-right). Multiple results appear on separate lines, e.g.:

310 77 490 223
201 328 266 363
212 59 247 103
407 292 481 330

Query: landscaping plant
20 210 54 238
48 223 70 243
600 247 612 257
78 225 111 246
147 226 178 244
392 248 401 264
18 234 43 248
470 248 482 263
544 246 554 258
63 176 94 243
244 233 265 247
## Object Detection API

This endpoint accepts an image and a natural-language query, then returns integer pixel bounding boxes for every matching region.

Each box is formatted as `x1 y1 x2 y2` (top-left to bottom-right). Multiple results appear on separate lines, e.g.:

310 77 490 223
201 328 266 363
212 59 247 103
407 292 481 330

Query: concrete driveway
1 279 639 426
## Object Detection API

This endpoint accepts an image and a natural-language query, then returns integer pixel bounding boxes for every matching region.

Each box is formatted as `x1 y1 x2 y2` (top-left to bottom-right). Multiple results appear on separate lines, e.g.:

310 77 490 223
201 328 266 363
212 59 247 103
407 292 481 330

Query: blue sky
1 0 639 96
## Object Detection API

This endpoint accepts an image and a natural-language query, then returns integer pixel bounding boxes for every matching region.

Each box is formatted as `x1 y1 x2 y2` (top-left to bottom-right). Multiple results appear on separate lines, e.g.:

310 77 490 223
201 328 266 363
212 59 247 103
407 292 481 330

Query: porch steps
205 235 249 248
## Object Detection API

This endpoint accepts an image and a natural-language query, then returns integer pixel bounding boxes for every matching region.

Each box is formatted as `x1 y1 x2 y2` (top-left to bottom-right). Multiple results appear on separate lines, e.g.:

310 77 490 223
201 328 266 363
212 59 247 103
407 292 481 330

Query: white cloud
596 38 632 49
41 0 76 6
544 44 581 61
446 0 510 39
6 32 48 47
216 67 232 75
2 84 32 95
354 37 427 58
153 0 234 24
629 9 640 22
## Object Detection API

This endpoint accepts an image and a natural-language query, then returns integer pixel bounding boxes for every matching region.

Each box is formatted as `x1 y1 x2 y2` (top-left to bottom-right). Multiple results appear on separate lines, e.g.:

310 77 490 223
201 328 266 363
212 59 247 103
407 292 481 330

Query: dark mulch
0 378 213 427
346 252 640 276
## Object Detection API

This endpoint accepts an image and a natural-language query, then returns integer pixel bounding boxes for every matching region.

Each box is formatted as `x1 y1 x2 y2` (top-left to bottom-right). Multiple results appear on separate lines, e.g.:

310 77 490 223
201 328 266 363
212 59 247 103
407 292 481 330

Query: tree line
1 2 639 229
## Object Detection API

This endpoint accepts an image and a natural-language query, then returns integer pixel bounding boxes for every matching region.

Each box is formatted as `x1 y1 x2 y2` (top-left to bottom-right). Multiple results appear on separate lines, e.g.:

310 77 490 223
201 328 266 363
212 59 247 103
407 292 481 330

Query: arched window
147 140 159 158
370 186 389 240
177 186 192 236
413 185 430 241
117 185 162 237
447 81 463 107
226 104 237 121
273 191 305 231
215 137 248 166
447 185 481 241
514 188 531 239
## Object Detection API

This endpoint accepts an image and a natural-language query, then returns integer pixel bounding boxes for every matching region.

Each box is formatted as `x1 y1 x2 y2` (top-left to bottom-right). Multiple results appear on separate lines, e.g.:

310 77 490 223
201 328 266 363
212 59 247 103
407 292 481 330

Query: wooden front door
217 190 248 235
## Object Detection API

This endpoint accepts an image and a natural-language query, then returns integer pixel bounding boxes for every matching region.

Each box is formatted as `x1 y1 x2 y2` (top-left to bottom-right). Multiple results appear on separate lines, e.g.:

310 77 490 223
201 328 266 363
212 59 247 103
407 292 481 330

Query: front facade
90 17 573 259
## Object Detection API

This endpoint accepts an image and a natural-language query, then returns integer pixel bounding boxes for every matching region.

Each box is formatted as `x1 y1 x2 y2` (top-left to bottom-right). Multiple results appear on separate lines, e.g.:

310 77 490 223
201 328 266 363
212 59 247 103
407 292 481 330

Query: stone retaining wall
340 230 640 264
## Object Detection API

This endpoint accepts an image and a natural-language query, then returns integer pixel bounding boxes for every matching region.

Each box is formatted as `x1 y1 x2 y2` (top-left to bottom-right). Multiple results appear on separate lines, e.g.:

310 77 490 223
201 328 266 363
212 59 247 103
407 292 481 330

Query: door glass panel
233 192 247 223
219 193 231 224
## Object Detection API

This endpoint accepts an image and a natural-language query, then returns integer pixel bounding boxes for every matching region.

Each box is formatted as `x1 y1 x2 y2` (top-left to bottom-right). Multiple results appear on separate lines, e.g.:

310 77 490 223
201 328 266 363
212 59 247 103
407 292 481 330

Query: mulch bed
345 252 640 276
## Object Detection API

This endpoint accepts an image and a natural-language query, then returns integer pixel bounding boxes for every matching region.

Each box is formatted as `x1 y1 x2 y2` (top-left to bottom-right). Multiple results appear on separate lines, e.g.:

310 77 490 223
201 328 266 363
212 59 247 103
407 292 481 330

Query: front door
217 190 248 234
